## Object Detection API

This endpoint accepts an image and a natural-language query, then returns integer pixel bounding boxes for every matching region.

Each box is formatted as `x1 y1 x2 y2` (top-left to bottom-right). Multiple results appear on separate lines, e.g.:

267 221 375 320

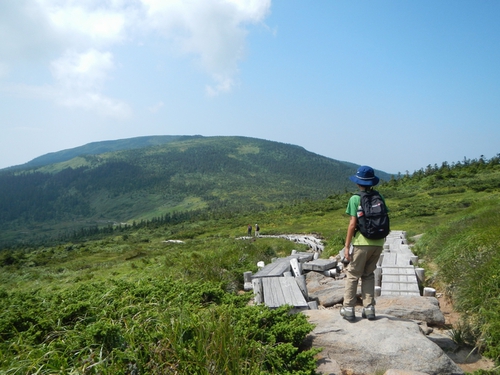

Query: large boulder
376 296 445 326
305 271 358 307
302 309 464 375
305 272 445 327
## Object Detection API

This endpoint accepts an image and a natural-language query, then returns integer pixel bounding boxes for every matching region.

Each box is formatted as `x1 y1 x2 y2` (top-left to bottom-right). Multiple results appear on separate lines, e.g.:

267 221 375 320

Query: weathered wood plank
280 277 308 307
302 258 337 272
253 257 292 278
382 267 416 275
380 231 421 296
290 252 314 263
252 278 263 304
381 253 397 266
395 254 411 266
261 276 308 308
262 278 283 307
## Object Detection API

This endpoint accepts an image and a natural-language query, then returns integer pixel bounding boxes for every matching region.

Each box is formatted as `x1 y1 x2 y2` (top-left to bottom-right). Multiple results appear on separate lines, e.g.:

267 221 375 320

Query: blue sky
1 0 499 174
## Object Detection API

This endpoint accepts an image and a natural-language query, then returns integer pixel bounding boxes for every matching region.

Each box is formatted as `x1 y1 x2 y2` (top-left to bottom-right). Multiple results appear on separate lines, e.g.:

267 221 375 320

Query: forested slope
0 136 391 246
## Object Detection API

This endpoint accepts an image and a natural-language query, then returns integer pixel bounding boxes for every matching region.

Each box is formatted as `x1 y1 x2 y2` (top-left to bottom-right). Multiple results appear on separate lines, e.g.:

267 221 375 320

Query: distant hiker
255 224 260 237
247 224 252 236
340 166 389 321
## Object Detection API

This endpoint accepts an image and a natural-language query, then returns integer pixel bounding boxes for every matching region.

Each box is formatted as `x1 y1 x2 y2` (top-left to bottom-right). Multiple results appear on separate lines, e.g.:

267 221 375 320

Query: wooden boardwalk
261 277 309 309
252 253 314 279
380 231 420 296
250 250 333 310
246 231 424 309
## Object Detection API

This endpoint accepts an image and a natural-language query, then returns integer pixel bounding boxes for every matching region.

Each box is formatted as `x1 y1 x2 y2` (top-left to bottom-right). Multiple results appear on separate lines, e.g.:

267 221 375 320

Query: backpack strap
353 189 376 236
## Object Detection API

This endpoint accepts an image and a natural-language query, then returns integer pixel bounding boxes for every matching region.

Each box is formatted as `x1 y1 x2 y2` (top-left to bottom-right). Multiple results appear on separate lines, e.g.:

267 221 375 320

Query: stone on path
376 295 446 326
305 271 357 308
384 370 430 375
302 309 464 375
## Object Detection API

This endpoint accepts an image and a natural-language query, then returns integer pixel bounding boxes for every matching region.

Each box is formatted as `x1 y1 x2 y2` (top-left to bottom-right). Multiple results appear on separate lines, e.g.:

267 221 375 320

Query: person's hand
344 246 351 262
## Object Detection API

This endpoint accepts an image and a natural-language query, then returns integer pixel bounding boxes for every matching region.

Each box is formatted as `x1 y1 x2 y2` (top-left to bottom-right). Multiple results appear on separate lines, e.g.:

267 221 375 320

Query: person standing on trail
255 224 260 237
247 224 252 236
340 166 388 321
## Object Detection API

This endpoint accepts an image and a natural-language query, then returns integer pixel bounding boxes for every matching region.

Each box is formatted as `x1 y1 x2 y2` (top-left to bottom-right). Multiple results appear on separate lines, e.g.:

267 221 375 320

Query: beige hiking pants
343 245 383 308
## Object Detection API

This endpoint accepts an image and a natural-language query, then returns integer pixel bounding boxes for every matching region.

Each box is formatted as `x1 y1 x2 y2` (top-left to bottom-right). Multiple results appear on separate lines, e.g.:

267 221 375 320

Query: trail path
242 231 495 374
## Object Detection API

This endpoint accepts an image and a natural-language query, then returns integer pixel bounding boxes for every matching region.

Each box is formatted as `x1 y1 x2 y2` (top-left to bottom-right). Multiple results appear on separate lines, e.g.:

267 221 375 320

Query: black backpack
355 190 390 240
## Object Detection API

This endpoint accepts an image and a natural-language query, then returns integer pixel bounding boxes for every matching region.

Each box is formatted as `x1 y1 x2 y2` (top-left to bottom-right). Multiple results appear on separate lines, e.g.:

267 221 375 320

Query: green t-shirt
346 194 386 246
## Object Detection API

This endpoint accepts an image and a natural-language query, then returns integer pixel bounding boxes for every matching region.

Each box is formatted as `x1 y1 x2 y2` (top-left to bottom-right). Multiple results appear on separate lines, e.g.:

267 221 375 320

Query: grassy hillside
0 154 499 374
7 135 195 169
0 136 391 247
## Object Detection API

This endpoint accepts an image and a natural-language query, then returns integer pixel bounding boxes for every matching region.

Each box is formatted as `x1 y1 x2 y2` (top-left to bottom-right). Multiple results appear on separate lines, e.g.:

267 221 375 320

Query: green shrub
0 279 319 374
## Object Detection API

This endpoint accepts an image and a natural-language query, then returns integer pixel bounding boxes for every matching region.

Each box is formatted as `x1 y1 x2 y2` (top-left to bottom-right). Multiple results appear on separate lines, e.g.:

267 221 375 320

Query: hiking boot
362 305 376 320
340 307 355 321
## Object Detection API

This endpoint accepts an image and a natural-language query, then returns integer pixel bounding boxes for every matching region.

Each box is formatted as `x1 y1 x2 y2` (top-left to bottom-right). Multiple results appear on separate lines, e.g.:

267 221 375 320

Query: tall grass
414 198 500 361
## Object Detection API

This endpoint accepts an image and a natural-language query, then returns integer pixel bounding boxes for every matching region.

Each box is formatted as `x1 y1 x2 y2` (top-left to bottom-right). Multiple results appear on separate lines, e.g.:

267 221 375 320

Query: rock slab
376 295 445 326
302 309 464 375
306 271 358 307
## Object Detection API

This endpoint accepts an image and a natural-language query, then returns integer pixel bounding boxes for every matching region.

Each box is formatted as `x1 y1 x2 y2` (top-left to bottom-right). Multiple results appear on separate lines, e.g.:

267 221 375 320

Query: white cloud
140 0 271 95
206 75 235 97
45 4 127 44
49 49 131 117
0 0 57 62
51 49 114 91
0 0 272 114
1 48 131 118
57 92 132 118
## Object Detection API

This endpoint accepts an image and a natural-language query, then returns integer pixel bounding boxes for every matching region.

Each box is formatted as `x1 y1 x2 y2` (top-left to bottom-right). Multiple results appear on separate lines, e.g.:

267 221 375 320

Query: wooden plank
252 278 263 304
253 257 291 278
263 277 284 307
279 277 308 307
290 258 301 277
290 252 314 263
381 280 419 290
381 253 397 266
382 278 417 284
261 276 308 308
381 280 419 294
380 235 421 295
382 267 415 274
381 290 420 296
302 258 337 272
395 254 411 266
381 284 419 292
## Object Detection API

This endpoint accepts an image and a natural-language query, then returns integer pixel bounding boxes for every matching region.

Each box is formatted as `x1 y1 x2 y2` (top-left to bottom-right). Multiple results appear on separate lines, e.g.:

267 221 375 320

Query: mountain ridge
0 136 393 246
5 135 201 170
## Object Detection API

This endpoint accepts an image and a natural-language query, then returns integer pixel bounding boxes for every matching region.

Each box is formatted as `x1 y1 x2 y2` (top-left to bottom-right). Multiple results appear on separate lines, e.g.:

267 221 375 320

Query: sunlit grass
2 160 500 371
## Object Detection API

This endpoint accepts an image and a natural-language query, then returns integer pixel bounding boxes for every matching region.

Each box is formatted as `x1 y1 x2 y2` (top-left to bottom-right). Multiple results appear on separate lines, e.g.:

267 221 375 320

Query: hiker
255 224 260 237
340 166 389 321
247 224 252 236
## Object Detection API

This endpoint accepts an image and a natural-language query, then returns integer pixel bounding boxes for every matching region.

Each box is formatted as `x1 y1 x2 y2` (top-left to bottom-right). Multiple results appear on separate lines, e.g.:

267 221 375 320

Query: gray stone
384 370 430 375
376 296 445 326
302 309 464 375
305 271 357 307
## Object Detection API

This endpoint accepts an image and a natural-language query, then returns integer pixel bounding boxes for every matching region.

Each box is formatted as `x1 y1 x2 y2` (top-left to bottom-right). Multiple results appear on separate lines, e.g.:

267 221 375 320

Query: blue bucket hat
349 165 380 186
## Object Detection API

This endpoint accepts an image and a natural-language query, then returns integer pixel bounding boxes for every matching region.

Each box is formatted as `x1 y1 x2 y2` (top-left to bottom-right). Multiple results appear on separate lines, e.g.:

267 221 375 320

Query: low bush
0 279 319 374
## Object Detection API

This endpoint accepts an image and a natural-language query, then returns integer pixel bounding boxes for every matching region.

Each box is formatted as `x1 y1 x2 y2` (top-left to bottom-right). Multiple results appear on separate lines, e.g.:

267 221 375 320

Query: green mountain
1 153 499 374
7 135 195 170
0 136 392 246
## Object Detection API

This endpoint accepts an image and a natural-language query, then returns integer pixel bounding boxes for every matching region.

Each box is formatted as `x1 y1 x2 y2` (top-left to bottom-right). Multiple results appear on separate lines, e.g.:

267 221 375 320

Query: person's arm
344 215 357 261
